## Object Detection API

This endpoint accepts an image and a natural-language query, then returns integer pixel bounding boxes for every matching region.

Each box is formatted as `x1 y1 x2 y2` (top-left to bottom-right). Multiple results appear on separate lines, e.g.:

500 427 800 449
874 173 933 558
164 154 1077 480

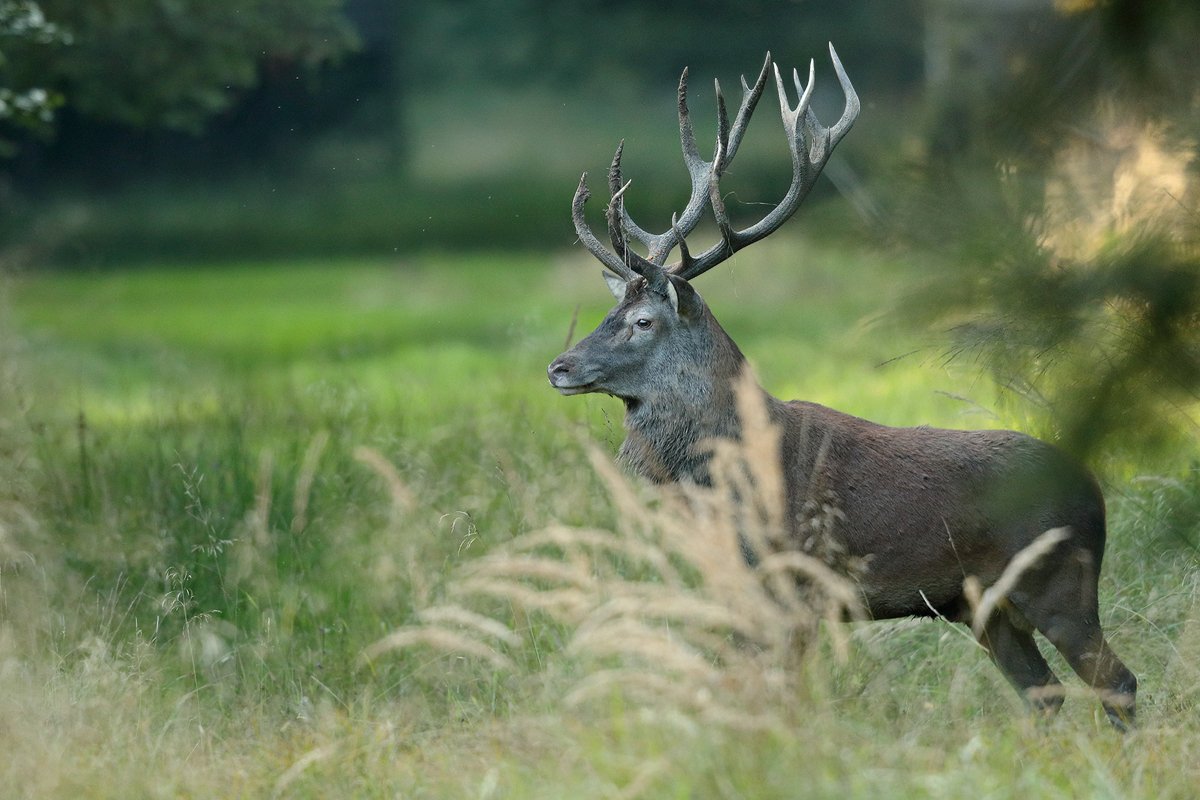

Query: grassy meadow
1 239 1199 798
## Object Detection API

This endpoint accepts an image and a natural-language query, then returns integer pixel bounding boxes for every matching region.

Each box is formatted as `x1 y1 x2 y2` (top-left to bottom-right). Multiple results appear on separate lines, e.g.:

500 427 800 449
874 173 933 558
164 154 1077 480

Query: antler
571 44 858 288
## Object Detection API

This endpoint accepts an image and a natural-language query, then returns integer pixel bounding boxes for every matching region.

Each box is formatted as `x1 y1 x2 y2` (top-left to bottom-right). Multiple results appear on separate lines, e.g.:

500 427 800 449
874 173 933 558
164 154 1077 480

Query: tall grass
2 246 1199 797
366 370 865 730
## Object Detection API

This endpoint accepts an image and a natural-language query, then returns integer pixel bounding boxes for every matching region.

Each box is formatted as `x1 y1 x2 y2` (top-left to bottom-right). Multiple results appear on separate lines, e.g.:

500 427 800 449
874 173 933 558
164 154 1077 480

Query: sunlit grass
6 239 1004 429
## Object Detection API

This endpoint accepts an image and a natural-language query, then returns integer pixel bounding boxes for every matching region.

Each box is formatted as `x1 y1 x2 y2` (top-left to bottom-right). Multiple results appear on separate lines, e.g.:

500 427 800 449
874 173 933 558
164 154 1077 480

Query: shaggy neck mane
618 309 749 484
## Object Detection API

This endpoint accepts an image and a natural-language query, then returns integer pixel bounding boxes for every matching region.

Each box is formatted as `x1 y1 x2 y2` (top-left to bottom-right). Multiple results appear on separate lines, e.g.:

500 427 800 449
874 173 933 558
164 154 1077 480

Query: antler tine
610 141 656 251
721 52 772 169
705 134 736 262
794 60 828 166
613 65 711 266
676 66 706 174
606 141 631 256
673 46 857 281
671 213 694 275
826 43 860 146
715 79 731 165
572 172 636 280
641 65 715 265
605 142 659 279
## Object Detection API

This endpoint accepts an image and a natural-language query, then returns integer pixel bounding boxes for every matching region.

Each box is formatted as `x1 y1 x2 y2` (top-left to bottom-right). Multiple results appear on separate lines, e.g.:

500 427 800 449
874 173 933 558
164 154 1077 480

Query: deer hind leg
978 607 1064 720
1011 545 1137 731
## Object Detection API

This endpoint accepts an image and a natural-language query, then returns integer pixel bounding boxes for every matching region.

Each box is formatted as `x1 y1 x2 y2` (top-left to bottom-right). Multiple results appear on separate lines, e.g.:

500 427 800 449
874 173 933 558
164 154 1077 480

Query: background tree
897 0 1200 466
5 0 357 133
0 1 68 152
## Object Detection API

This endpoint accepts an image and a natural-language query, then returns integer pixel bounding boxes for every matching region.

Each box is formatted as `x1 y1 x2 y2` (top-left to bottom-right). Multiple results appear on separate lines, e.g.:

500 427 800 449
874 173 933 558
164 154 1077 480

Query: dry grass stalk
611 756 669 800
365 368 865 727
967 526 1071 639
353 446 416 511
230 448 275 594
362 627 514 671
273 742 339 797
567 617 719 681
450 579 595 623
504 525 684 589
416 605 523 647
291 430 329 535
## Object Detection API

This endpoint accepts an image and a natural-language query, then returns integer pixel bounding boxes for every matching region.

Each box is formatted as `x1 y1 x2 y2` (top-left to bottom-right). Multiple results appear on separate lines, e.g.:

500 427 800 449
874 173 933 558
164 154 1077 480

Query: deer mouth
548 373 601 395
553 383 596 396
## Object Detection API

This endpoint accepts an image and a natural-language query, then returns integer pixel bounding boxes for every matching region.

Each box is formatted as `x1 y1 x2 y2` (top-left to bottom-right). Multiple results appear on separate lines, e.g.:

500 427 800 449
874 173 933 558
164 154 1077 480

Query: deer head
548 45 859 413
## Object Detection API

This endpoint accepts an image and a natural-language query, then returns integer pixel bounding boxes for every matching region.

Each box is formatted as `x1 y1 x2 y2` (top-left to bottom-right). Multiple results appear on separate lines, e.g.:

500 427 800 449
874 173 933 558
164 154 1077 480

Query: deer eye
634 318 653 330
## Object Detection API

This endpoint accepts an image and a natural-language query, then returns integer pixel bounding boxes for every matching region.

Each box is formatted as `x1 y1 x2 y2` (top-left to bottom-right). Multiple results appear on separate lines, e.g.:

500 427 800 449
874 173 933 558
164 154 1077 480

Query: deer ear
602 271 628 302
665 278 680 312
666 274 703 318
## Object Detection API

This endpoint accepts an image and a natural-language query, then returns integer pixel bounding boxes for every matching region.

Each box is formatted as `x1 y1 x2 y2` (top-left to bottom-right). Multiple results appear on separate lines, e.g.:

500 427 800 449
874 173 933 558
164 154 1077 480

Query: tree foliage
899 0 1200 465
5 0 357 133
0 1 68 135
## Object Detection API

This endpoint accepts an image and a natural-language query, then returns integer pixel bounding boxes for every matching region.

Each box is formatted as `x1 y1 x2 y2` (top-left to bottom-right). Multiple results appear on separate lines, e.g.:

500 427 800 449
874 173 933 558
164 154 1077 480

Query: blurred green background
1 0 1194 458
0 0 926 263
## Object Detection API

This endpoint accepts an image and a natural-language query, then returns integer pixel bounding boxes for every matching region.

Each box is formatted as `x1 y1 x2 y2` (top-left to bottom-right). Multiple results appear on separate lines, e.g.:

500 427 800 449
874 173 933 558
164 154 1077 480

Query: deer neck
618 321 752 485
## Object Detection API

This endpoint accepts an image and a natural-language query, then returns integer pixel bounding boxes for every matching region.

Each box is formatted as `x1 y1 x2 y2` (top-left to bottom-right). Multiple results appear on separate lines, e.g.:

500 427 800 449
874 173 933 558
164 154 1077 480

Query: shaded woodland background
0 0 922 261
0 0 1184 255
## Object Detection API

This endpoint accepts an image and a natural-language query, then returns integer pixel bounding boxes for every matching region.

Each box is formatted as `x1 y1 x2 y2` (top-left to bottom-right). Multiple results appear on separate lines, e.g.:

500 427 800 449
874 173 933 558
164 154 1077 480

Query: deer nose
548 359 572 386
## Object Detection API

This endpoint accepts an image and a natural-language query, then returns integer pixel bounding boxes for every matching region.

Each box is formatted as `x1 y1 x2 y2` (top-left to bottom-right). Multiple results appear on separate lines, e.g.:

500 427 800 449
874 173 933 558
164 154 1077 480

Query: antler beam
679 43 858 280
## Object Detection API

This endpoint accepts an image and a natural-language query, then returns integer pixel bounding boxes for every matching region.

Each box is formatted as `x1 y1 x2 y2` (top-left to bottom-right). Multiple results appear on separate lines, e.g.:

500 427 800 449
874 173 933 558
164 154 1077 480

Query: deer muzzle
547 353 602 395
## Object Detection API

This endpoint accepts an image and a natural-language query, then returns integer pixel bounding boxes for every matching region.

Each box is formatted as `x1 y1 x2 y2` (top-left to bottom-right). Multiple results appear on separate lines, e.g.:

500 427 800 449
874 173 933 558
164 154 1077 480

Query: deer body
772 401 1105 618
549 47 1136 729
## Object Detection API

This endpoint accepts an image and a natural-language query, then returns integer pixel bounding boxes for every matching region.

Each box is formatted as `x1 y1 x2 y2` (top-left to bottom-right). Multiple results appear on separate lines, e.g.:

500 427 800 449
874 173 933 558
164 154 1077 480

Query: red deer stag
547 45 1136 729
